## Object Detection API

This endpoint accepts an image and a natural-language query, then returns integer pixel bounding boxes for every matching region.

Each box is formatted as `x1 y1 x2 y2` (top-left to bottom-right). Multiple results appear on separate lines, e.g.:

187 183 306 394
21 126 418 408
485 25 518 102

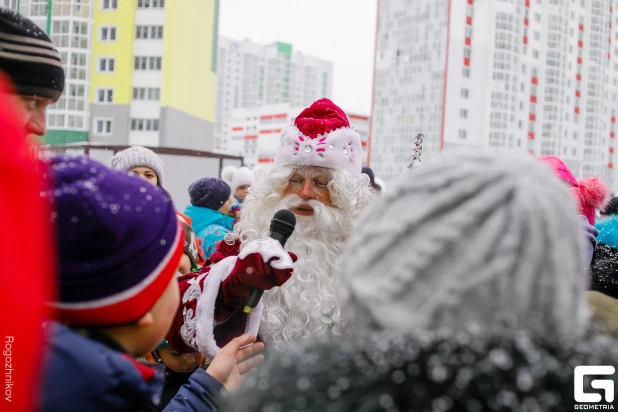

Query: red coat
0 74 55 411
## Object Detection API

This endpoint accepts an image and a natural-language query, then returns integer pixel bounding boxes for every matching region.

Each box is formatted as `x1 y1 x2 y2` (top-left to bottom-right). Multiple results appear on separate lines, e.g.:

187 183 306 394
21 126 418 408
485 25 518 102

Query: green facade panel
42 129 88 145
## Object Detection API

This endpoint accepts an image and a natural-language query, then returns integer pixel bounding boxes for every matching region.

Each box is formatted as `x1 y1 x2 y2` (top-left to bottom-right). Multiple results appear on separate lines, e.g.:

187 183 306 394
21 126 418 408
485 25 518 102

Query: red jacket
0 73 55 411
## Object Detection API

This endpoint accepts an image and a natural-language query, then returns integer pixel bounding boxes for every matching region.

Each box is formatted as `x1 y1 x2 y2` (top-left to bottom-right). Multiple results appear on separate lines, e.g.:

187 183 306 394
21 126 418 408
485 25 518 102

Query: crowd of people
2 8 618 412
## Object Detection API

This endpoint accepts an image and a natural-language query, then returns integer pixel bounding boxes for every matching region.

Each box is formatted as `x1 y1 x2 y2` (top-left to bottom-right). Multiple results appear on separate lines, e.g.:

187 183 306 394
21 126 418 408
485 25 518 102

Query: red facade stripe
274 113 287 119
349 114 370 121
466 16 472 25
531 76 538 85
530 95 537 103
465 37 471 46
258 158 274 163
232 127 243 131
243 135 258 140
464 57 470 67
260 115 273 120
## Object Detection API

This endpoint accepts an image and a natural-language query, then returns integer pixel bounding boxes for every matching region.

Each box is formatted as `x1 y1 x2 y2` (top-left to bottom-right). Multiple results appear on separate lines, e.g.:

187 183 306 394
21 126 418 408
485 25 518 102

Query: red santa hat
274 98 363 177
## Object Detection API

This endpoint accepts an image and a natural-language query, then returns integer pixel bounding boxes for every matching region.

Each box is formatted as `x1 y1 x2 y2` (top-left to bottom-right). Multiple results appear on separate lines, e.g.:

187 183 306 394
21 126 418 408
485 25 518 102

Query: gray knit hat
110 146 165 186
188 178 231 210
338 148 590 341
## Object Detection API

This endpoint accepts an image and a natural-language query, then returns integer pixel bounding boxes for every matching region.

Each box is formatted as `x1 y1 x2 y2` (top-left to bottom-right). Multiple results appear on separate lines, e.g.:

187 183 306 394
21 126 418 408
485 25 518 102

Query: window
137 0 165 7
134 56 162 70
130 118 160 131
533 31 540 41
460 109 468 119
96 88 113 103
99 25 117 42
534 12 541 23
94 118 113 136
101 0 118 10
464 48 472 58
135 25 163 39
98 57 115 72
132 87 161 101
459 129 467 139
462 68 470 78
533 49 539 59
461 88 470 98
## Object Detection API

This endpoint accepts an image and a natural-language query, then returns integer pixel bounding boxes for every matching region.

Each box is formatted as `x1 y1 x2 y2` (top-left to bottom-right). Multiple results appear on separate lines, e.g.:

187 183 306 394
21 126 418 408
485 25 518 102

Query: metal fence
37 143 244 210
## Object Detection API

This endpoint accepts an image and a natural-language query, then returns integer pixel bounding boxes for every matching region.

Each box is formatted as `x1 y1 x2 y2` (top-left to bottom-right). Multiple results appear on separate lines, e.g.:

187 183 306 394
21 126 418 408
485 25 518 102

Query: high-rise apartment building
224 103 369 169
90 0 219 150
371 0 618 191
5 0 219 150
215 37 333 153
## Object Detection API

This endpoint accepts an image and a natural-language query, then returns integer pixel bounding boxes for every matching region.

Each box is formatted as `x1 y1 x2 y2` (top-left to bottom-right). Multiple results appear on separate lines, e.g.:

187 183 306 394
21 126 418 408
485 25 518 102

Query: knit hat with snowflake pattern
45 155 183 326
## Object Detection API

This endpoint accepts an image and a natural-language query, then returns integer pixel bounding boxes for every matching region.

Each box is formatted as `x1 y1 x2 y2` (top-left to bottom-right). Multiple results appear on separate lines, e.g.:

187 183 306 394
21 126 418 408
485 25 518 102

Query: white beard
232 165 375 349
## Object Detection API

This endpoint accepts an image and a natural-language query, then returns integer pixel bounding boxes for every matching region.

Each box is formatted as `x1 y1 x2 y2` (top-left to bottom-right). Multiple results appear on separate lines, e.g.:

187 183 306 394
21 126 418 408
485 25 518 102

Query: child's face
158 348 202 373
139 276 179 355
235 185 250 201
178 254 192 275
218 198 233 215
130 166 159 186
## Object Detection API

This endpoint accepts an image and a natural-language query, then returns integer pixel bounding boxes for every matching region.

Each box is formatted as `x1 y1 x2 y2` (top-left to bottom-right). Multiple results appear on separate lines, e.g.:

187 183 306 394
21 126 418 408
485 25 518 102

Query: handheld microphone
243 209 296 314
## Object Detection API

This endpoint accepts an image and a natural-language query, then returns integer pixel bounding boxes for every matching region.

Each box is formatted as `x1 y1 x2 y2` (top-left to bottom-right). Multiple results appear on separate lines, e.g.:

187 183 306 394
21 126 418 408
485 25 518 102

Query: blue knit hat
188 178 231 210
44 155 184 326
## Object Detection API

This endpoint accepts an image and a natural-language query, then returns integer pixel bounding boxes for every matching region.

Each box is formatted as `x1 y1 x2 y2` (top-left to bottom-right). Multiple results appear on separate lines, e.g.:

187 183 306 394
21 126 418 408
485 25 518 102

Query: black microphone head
270 209 296 238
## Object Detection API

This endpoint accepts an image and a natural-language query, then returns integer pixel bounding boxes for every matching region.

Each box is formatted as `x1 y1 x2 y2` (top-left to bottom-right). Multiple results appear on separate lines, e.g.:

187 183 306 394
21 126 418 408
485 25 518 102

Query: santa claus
166 99 375 357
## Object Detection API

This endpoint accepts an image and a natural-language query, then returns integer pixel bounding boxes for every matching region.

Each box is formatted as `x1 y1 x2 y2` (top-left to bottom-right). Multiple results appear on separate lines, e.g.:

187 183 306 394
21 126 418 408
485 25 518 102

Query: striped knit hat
338 148 590 342
0 9 64 101
45 155 183 326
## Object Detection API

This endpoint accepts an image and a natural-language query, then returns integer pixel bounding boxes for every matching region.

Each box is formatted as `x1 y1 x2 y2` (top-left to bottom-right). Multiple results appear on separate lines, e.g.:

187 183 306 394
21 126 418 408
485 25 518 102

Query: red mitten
215 238 297 321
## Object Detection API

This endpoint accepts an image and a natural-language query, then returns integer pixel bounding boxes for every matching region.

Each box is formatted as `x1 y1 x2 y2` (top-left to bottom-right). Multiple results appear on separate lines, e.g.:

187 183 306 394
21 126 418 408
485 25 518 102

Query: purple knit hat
44 155 184 326
188 178 231 210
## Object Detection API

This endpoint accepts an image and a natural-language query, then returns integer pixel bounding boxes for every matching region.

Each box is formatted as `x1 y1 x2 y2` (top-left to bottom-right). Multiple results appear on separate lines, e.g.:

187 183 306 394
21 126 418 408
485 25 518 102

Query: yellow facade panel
162 0 218 122
90 0 135 104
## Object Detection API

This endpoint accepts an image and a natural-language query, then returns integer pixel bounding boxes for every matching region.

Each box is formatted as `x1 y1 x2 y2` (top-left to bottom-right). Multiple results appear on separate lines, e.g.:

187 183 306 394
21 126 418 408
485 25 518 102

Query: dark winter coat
234 330 618 411
39 322 225 412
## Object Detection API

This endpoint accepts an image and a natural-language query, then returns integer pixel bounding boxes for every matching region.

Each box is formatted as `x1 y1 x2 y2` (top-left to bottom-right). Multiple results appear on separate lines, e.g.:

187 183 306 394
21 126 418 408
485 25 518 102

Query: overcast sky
219 0 378 115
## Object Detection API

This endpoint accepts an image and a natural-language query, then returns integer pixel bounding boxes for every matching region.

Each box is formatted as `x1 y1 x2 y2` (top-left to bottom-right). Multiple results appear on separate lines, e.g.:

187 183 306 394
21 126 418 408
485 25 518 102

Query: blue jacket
184 205 234 258
39 322 224 412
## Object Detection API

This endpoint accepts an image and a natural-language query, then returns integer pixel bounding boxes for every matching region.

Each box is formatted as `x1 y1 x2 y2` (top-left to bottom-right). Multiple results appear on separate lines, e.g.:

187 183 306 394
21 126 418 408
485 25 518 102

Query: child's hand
205 334 265 393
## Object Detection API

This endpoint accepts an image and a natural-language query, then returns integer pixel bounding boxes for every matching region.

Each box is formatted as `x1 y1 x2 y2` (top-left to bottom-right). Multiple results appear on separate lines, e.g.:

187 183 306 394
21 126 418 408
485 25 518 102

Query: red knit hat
274 98 363 177
539 155 610 225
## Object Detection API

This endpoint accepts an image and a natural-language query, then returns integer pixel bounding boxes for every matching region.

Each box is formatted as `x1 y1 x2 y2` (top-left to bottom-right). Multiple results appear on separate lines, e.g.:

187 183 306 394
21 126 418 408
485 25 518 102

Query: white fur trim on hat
274 125 362 177
231 167 255 193
110 146 165 186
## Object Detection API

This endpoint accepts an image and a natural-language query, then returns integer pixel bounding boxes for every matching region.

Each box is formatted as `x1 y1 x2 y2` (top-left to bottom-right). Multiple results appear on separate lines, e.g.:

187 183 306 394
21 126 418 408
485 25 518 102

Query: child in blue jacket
39 156 263 411
184 178 235 258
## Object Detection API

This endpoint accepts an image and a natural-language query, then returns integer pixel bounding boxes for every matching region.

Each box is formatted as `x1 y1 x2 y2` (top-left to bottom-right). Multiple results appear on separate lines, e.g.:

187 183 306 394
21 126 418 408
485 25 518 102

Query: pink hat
539 155 609 225
274 98 362 177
